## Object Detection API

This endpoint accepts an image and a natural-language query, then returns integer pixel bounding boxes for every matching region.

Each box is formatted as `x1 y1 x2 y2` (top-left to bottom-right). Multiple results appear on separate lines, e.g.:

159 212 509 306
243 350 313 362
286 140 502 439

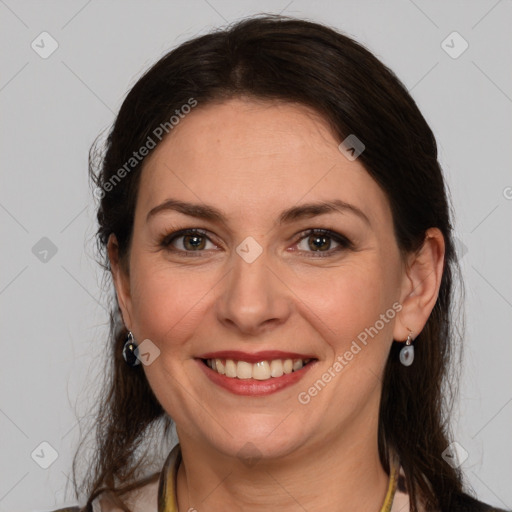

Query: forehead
137 98 391 229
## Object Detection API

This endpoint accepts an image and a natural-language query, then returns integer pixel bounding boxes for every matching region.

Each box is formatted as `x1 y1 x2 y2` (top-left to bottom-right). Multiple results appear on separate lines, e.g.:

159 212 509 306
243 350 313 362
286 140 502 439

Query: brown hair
73 14 466 511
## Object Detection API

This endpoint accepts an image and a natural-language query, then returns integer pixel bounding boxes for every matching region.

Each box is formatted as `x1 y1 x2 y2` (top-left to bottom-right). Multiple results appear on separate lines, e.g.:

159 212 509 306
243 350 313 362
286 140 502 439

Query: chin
209 422 309 462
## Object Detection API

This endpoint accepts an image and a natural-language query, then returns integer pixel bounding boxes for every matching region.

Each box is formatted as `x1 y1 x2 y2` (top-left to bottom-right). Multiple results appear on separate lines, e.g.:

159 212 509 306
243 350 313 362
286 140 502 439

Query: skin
108 98 445 511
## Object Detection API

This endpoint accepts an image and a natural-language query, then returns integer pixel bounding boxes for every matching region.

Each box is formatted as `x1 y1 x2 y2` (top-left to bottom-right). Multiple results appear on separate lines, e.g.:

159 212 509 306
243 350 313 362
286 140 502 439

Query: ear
107 233 133 330
393 227 445 342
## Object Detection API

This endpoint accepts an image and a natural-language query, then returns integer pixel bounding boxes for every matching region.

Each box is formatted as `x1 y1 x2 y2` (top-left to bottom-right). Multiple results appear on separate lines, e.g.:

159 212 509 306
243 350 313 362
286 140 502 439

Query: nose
215 244 292 336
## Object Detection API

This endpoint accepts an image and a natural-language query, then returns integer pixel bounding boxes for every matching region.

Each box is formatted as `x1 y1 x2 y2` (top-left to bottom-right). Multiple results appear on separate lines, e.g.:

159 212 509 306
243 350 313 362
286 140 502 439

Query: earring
122 331 141 367
399 332 414 366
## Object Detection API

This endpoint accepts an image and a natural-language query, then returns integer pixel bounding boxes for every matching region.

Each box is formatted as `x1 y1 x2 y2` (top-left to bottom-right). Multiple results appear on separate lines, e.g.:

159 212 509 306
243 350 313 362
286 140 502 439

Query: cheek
290 259 394 348
129 256 217 349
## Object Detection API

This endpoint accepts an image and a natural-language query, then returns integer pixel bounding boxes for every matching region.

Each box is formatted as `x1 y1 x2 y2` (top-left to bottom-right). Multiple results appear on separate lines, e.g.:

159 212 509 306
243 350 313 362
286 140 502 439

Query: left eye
294 229 351 256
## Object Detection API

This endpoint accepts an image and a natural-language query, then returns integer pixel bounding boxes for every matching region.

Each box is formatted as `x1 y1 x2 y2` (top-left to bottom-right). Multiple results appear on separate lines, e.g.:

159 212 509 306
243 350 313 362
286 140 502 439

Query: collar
157 444 402 512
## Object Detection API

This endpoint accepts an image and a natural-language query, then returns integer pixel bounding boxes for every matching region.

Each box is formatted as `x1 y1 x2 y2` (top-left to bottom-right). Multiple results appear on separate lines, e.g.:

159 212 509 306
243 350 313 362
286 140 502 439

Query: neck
175 414 390 512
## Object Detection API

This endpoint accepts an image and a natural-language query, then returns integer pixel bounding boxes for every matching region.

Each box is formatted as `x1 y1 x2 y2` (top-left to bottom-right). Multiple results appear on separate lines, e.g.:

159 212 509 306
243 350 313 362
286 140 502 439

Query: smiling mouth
201 358 316 381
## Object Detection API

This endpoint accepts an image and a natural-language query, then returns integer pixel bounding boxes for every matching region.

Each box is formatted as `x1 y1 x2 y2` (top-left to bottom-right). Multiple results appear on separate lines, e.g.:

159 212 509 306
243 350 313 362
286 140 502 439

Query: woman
53 15 508 512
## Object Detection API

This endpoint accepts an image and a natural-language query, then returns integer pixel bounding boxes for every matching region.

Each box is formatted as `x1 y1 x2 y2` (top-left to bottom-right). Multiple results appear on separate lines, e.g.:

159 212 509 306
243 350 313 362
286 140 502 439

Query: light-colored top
47 444 424 512
88 443 411 512
42 444 508 512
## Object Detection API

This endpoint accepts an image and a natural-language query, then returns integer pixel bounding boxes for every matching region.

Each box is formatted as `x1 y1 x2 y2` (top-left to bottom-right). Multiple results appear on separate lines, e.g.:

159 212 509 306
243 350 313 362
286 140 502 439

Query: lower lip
196 359 317 396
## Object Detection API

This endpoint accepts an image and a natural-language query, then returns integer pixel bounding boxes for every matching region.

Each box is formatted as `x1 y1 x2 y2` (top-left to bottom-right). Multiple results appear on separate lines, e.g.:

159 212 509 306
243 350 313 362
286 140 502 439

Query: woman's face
112 98 411 461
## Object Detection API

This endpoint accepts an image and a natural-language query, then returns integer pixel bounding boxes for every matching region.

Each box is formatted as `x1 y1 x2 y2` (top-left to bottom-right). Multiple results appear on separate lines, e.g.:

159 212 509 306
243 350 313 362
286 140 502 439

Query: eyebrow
146 198 371 227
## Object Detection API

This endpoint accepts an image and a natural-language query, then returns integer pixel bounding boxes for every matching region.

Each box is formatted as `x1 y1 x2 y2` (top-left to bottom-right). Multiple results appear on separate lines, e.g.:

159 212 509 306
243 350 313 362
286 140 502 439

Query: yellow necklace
158 444 400 512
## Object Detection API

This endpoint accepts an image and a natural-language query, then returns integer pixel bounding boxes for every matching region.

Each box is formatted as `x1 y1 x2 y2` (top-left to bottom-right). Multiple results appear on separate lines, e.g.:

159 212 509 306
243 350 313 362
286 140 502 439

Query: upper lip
196 350 317 363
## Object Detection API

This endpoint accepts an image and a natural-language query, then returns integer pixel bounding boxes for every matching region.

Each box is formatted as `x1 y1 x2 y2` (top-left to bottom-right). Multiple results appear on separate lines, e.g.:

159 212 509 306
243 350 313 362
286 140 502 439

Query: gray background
1 1 511 510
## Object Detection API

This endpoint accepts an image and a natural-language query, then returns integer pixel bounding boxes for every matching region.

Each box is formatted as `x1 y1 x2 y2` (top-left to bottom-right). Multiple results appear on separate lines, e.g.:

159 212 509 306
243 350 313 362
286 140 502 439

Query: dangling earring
399 332 414 366
122 331 141 367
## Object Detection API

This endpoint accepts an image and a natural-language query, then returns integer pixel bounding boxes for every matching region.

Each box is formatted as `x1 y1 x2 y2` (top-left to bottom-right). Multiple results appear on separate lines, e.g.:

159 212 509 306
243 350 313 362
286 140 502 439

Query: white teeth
215 358 225 375
205 357 312 380
253 361 271 380
225 359 237 378
270 359 284 378
236 361 253 379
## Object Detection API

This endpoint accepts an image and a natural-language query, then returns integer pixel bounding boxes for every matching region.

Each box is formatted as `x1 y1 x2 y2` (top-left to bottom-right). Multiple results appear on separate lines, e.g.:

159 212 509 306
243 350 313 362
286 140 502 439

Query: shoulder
39 508 81 512
91 478 159 512
43 476 159 512
448 492 510 512
391 460 509 512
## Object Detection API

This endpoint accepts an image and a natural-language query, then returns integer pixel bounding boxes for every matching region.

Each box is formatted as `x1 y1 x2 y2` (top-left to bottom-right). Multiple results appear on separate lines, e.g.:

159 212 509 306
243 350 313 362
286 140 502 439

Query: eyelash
159 228 353 258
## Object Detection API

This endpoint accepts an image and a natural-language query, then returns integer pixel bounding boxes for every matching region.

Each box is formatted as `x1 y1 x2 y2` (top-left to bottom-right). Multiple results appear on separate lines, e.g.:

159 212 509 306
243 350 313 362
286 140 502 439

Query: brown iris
183 234 206 251
308 234 331 251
